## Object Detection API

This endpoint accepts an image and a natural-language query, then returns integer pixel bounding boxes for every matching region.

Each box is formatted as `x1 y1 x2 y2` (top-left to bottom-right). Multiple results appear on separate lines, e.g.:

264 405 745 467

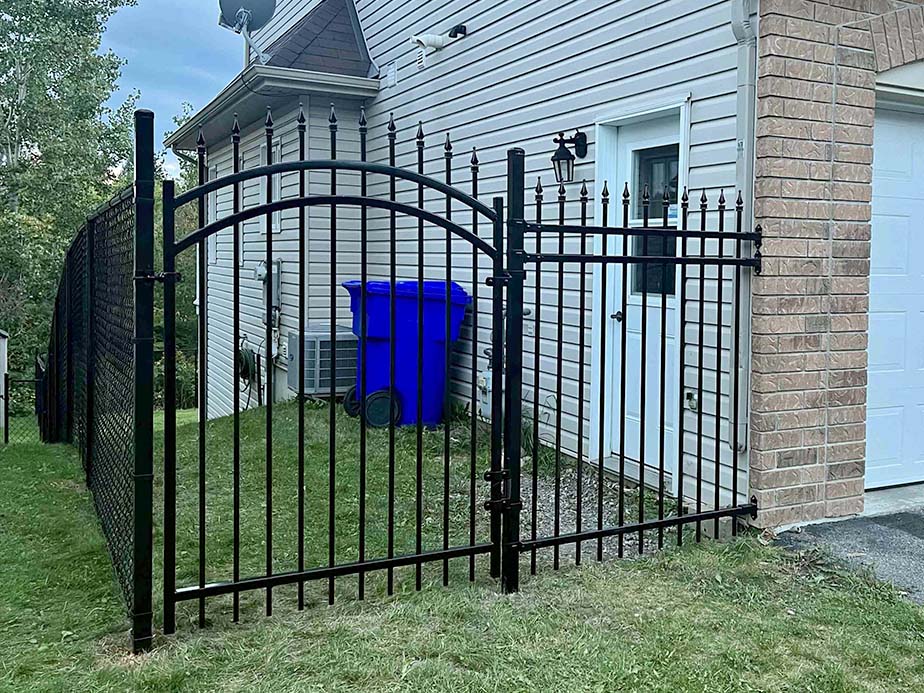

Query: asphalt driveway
782 510 924 604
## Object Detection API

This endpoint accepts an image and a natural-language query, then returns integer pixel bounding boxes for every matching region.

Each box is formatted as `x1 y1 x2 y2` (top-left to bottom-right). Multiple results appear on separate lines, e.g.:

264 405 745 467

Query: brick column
750 0 924 528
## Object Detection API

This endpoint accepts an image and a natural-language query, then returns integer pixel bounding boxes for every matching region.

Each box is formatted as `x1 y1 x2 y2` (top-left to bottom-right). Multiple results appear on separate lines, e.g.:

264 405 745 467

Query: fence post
3 371 9 445
501 148 526 593
131 109 155 654
86 218 96 481
64 255 73 443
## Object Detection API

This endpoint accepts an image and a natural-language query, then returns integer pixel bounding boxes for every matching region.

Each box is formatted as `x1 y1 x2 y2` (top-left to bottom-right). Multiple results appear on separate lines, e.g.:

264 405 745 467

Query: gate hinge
752 224 763 275
486 272 509 287
134 271 182 284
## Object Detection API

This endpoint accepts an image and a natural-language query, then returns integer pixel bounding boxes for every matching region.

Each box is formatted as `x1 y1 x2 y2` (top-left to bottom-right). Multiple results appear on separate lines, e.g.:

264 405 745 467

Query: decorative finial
602 181 609 201
663 187 670 205
264 108 273 129
681 187 689 205
328 103 337 125
231 114 240 139
580 180 588 199
416 121 425 143
444 133 452 154
736 190 744 209
642 184 650 204
718 189 726 207
196 125 206 149
470 147 479 167
623 182 630 202
535 177 543 196
358 106 367 129
700 189 708 207
387 112 396 133
297 103 306 127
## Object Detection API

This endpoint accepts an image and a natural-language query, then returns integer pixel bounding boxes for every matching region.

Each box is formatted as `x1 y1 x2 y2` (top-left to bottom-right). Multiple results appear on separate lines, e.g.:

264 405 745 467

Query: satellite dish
218 0 277 65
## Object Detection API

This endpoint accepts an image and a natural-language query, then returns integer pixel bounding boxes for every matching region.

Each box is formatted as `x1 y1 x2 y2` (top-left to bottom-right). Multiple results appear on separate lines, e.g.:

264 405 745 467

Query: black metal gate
160 107 507 634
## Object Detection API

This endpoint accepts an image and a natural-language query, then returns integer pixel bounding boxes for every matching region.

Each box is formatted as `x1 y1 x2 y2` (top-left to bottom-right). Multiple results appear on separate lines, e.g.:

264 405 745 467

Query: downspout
731 0 757 457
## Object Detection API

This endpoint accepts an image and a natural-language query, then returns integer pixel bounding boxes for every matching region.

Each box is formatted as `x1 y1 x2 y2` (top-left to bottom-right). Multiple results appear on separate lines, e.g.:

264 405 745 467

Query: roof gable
266 0 374 78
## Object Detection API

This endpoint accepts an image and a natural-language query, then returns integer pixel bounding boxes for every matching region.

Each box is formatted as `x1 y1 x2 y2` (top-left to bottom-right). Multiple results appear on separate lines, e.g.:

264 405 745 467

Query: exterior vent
286 324 357 396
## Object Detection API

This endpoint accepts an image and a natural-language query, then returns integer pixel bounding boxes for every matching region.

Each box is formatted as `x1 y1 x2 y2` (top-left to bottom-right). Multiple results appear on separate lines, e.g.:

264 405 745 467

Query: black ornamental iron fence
36 107 761 653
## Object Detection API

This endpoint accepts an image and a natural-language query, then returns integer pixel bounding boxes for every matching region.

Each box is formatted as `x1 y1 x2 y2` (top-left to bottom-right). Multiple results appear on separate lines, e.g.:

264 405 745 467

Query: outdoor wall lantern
550 129 588 184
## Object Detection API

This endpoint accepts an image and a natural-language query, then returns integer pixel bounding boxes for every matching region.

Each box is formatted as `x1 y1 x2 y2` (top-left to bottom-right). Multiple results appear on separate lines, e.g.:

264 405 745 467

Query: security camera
409 25 467 51
410 34 449 51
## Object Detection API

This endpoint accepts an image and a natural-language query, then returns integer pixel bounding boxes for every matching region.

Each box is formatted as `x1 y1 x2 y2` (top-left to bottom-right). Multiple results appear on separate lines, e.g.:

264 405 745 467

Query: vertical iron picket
386 114 398 596
415 122 425 592
328 105 338 605
196 126 208 628
163 179 177 636
469 148 480 583
232 114 243 619
358 107 368 600
264 109 275 615
677 189 690 546
443 133 453 586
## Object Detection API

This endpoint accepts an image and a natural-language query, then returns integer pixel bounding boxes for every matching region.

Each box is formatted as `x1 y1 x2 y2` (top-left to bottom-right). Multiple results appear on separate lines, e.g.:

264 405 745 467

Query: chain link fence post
131 110 156 654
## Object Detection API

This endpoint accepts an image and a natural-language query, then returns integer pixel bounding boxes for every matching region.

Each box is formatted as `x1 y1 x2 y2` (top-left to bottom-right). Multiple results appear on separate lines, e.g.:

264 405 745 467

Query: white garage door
868 107 924 489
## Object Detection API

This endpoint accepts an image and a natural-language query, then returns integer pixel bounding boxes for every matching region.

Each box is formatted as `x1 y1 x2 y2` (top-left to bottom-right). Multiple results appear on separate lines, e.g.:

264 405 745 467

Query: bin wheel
343 386 361 418
365 389 401 428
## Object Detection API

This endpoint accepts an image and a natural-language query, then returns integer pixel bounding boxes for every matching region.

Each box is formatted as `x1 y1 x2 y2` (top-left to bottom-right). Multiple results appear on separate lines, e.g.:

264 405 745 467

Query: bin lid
343 280 471 305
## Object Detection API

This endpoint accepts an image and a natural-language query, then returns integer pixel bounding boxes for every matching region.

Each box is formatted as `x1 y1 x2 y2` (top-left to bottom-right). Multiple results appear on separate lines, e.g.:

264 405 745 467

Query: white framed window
260 139 283 233
207 164 219 265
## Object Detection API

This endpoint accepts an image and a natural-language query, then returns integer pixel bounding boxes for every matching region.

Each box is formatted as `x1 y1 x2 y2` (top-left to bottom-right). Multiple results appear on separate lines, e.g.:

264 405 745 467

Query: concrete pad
863 484 924 518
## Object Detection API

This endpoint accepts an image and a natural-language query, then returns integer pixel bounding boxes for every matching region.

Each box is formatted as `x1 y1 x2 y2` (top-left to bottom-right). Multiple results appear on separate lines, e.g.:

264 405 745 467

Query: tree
0 0 136 375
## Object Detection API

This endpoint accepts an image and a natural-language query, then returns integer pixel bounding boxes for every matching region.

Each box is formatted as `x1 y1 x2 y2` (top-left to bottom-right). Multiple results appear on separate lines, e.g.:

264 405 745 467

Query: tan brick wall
752 0 924 528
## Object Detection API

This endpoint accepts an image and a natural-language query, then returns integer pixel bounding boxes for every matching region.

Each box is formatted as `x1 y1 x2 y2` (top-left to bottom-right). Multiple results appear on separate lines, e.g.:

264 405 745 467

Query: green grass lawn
2 405 924 692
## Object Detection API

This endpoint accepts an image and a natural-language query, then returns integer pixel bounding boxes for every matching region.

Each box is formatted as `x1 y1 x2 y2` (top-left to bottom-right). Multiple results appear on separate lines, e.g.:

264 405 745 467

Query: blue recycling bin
343 280 471 426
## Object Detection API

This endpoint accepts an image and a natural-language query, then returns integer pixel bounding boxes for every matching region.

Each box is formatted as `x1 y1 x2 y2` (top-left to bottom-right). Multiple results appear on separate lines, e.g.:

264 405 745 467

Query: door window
631 143 679 296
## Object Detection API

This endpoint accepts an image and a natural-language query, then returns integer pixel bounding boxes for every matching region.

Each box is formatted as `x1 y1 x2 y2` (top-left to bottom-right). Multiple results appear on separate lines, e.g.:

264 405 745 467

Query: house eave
165 64 380 151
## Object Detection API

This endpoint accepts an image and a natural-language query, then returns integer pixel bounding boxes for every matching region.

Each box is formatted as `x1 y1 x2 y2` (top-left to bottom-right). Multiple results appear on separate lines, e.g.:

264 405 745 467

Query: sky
100 0 243 175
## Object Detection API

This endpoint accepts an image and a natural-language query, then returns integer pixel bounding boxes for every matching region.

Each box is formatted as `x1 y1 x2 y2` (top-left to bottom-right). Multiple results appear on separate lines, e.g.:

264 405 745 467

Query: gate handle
611 311 624 322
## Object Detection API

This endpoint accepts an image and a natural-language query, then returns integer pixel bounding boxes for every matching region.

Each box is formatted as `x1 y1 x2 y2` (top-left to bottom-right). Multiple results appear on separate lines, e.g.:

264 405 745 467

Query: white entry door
868 106 924 489
603 115 680 485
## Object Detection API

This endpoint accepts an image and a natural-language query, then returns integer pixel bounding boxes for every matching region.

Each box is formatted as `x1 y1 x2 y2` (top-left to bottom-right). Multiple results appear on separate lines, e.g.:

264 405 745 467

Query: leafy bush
154 349 197 410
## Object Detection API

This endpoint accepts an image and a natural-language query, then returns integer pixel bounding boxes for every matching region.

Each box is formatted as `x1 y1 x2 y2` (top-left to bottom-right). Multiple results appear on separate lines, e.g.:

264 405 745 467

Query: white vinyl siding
205 0 755 508
203 98 365 419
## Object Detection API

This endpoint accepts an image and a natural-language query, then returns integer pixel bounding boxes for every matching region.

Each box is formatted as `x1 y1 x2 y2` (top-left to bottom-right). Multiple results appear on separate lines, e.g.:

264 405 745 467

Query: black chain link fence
41 187 137 613
34 112 155 653
1 371 42 445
